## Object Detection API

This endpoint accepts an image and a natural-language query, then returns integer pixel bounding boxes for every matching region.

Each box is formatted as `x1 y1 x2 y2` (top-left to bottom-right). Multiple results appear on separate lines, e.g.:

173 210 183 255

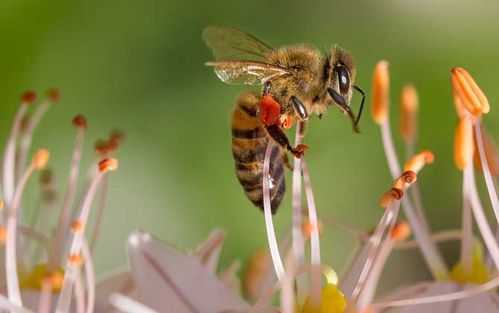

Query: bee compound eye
335 65 350 94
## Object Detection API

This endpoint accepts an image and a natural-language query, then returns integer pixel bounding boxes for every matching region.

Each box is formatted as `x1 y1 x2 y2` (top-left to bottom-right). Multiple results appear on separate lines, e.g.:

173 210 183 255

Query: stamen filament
262 143 284 281
37 279 52 313
373 275 499 308
474 120 499 221
81 241 96 313
51 123 86 268
292 122 306 264
6 159 41 307
3 103 30 208
55 164 110 313
464 162 499 269
0 294 34 313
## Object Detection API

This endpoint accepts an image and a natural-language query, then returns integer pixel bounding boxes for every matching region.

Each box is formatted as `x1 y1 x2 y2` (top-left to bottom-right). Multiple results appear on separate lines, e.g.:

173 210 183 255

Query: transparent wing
202 26 273 61
206 61 290 85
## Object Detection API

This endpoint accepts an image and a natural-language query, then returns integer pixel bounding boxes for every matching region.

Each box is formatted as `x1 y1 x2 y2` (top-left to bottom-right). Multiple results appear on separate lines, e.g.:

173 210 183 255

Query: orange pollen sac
302 219 323 239
72 114 88 128
0 226 6 244
371 60 390 125
390 222 411 241
99 158 119 172
451 67 489 117
400 84 418 144
48 271 64 290
280 114 294 129
68 254 83 266
403 150 435 173
46 88 60 103
379 188 404 208
21 90 37 104
259 95 281 126
32 149 50 170
454 117 474 170
70 220 84 233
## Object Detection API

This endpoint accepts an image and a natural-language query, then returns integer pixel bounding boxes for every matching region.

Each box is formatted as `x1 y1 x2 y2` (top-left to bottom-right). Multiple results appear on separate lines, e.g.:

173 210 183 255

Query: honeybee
203 26 365 213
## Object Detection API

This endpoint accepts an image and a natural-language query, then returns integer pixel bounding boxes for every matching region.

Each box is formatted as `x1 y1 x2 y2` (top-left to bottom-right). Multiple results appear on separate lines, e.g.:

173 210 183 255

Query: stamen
50 116 86 268
464 162 499 269
371 61 390 125
404 150 434 174
400 84 418 148
454 117 474 170
5 148 49 307
3 92 35 208
262 143 284 281
81 240 96 313
16 90 57 184
37 278 53 313
55 158 117 313
292 122 306 264
373 275 499 309
474 120 499 226
451 67 489 116
372 58 448 279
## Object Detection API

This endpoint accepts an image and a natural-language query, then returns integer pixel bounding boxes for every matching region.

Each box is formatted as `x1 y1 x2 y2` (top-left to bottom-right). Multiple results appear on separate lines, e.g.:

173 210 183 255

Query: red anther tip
46 88 60 102
72 114 87 128
21 90 37 104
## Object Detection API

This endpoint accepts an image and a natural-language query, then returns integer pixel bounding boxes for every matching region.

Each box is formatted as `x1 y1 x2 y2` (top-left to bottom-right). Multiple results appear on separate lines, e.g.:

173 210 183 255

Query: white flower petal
127 230 249 313
193 229 225 273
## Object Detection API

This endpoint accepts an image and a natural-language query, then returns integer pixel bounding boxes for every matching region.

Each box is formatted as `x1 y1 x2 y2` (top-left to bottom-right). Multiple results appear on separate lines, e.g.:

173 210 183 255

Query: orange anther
70 220 84 233
400 84 418 144
68 254 83 266
21 90 37 104
371 61 390 124
390 222 411 241
0 227 6 244
454 117 474 170
72 114 87 128
451 67 489 117
32 149 50 170
98 158 119 172
404 150 434 173
46 88 60 103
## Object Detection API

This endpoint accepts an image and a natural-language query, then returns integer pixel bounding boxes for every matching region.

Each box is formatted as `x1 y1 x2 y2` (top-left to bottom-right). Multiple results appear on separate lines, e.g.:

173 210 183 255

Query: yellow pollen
300 283 346 313
450 244 490 285
19 264 64 293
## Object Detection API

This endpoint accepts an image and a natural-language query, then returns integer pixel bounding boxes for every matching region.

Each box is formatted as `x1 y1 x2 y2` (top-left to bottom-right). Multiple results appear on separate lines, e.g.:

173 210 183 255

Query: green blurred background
1 0 498 289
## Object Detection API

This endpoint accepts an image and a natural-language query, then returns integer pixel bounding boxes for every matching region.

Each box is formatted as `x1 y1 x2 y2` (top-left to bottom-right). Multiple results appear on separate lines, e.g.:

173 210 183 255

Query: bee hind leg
265 124 308 159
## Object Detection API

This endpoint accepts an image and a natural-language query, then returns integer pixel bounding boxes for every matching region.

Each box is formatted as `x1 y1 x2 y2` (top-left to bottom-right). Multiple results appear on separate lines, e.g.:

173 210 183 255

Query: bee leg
263 81 272 96
290 96 308 121
282 153 293 170
265 124 308 158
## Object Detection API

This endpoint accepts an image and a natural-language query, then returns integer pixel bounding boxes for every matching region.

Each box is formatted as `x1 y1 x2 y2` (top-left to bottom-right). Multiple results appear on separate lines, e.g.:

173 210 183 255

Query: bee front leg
290 96 308 121
265 124 308 158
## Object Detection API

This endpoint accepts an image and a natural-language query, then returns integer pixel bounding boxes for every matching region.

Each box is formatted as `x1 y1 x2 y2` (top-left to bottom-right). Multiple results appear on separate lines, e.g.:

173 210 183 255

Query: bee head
325 47 364 133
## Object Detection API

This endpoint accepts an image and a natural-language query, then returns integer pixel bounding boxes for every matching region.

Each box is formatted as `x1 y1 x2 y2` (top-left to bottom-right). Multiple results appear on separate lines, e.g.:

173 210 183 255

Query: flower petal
127 230 249 313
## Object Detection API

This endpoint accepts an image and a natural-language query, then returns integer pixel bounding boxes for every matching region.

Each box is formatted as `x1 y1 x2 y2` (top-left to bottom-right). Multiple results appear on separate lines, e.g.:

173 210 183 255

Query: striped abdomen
231 91 285 214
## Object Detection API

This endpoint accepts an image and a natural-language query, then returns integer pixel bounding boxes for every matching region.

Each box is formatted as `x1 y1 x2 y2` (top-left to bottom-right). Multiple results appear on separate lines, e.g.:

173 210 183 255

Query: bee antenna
353 85 365 127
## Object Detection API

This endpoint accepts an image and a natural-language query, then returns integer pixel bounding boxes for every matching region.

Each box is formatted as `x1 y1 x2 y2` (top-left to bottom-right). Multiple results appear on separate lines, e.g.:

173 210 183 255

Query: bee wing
206 61 291 85
203 26 273 61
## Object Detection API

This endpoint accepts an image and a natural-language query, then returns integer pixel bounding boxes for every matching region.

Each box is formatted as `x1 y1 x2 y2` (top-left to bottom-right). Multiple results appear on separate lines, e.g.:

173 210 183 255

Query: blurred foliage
0 0 498 290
